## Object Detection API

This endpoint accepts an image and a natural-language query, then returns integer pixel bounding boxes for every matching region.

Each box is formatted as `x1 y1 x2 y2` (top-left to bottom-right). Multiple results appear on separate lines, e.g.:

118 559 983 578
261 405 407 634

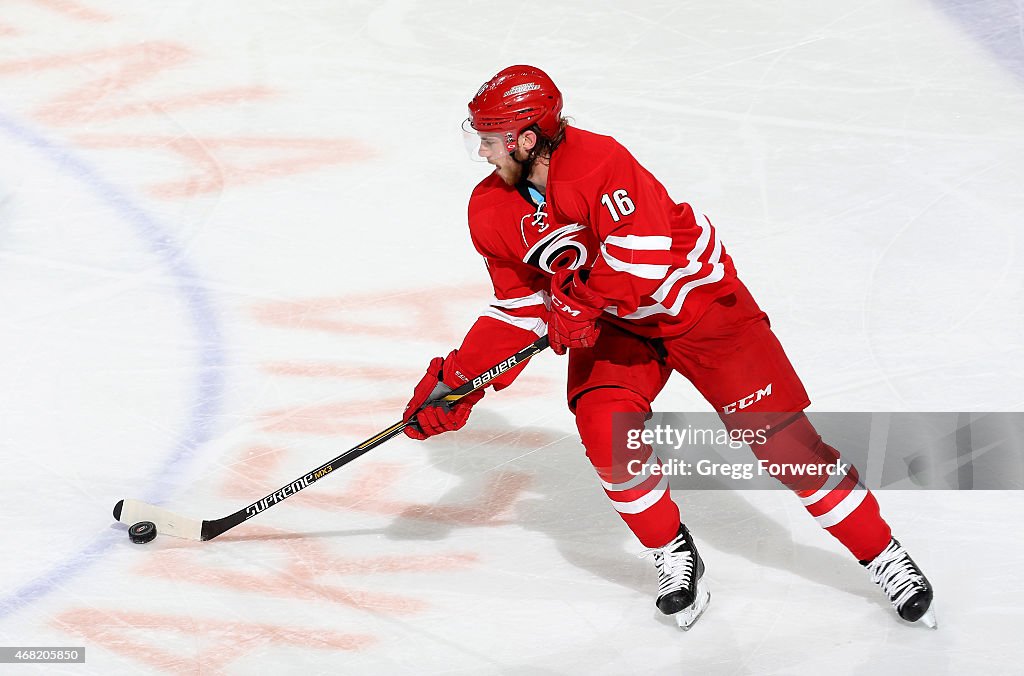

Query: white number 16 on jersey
600 189 636 222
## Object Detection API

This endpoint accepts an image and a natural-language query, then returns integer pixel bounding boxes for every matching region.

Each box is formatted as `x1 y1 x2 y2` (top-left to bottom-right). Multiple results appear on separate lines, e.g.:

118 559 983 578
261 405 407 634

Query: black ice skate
640 523 711 630
861 537 936 629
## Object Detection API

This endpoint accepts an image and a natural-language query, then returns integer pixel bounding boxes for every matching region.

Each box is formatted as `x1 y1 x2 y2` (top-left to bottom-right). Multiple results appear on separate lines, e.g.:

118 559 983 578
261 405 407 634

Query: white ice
0 1 1022 674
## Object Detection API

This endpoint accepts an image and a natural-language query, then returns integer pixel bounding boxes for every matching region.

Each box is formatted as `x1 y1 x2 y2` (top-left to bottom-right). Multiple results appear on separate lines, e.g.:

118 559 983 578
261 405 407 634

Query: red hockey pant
568 283 891 561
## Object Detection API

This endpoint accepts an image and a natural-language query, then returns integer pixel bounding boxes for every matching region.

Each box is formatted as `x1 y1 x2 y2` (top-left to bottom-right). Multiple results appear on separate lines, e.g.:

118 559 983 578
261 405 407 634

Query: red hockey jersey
455 126 739 390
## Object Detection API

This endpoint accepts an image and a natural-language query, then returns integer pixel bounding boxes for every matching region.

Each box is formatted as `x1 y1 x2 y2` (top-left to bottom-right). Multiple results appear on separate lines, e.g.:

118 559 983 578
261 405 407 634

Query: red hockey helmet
467 65 563 154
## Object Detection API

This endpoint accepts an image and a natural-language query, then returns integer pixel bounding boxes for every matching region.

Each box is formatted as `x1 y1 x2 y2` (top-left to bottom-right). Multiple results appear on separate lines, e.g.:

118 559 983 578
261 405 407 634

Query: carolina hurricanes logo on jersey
523 224 589 273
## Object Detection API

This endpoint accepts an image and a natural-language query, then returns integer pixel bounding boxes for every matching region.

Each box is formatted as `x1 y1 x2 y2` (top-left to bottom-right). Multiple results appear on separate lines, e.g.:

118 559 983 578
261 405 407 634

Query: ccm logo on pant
472 355 519 388
722 383 772 414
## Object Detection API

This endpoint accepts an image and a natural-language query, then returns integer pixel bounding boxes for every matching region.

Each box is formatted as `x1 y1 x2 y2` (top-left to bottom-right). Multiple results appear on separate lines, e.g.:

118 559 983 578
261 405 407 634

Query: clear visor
461 118 514 162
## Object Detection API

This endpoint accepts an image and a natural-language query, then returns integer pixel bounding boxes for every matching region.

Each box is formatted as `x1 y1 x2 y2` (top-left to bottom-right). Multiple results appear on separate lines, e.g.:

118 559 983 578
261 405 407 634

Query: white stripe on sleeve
492 290 550 310
480 307 547 336
604 234 673 251
600 244 670 280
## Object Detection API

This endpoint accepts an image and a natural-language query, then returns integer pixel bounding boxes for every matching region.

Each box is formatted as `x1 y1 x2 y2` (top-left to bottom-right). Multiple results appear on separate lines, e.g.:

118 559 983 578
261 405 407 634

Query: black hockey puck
129 521 157 544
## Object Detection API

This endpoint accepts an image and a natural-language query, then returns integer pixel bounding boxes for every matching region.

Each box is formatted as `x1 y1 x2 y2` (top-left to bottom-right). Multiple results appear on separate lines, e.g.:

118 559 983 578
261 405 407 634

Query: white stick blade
116 498 203 541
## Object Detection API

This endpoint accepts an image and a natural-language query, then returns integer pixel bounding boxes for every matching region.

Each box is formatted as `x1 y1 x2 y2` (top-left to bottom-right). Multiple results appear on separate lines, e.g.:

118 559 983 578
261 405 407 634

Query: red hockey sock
796 460 891 561
755 414 891 561
574 387 680 548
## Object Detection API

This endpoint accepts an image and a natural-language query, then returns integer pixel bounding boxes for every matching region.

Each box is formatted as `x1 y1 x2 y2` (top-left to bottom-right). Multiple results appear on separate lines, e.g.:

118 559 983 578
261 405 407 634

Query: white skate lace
639 533 694 597
865 540 925 611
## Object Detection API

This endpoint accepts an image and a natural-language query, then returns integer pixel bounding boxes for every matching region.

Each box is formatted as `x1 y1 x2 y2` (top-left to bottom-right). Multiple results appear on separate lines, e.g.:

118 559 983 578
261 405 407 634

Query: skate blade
675 579 711 631
918 605 937 630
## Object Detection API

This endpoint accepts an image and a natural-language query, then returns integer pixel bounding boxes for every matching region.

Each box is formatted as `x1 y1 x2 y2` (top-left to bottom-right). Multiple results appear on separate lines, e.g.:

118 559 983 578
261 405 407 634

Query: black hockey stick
113 335 549 541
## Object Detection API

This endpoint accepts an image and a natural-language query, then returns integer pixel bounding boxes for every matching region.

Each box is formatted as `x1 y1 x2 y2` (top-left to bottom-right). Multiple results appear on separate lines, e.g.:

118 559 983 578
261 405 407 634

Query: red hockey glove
548 269 604 355
403 350 485 440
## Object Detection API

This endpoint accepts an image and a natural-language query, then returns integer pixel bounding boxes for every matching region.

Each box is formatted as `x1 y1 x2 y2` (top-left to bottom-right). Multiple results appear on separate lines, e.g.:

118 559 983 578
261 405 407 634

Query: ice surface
0 1 1022 673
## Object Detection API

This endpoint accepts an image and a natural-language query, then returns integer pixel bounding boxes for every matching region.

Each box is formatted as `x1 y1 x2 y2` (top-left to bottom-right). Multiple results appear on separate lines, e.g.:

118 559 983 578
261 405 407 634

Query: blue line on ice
0 111 225 618
933 0 1024 81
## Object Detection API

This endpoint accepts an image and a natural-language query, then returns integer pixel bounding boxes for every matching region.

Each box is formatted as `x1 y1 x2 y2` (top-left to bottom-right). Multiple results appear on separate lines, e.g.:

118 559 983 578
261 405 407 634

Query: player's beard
493 149 532 186
492 157 522 186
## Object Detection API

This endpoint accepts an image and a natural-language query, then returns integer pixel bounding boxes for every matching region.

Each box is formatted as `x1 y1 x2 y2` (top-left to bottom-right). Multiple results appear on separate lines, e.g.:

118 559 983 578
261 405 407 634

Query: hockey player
402 65 935 630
